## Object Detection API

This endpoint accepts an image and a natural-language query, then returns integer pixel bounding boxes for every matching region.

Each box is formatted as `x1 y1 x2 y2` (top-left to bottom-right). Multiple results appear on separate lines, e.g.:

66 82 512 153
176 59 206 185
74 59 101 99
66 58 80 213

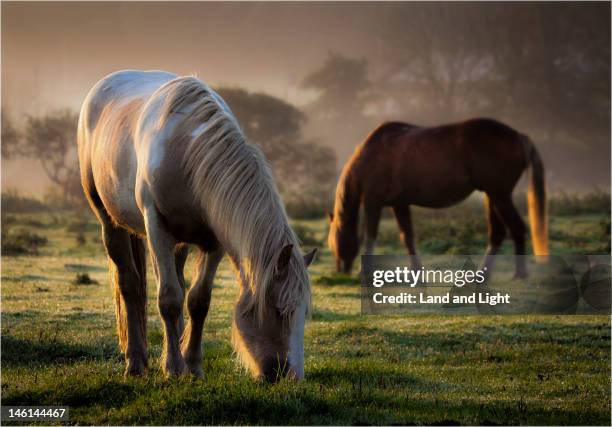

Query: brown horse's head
327 213 359 274
233 244 316 382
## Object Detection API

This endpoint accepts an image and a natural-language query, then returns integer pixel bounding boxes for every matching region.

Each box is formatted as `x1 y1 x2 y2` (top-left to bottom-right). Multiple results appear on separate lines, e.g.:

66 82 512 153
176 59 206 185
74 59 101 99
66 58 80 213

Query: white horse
77 70 316 380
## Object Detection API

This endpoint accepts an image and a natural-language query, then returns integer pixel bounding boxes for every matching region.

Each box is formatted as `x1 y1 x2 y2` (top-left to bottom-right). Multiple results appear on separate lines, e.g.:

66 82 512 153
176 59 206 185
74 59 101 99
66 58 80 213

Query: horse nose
261 358 290 383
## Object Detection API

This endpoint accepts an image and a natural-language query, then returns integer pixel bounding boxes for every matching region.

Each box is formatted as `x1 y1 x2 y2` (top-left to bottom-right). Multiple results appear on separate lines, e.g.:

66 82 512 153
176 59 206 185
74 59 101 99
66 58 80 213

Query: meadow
1 191 610 425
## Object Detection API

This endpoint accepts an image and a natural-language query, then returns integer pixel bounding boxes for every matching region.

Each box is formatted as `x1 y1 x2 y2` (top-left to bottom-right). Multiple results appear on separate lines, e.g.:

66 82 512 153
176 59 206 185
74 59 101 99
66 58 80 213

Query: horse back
347 118 529 208
459 118 529 194
78 70 177 235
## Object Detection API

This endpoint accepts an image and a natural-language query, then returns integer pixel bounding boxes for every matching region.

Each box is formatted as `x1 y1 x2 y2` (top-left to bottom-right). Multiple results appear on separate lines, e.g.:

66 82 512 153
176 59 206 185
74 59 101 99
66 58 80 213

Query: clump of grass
74 273 98 285
1 189 48 213
315 273 359 286
411 215 487 255
549 190 611 216
76 232 86 246
599 218 611 253
1 229 48 255
285 196 331 220
292 223 322 247
66 221 89 234
67 218 93 246
377 227 402 248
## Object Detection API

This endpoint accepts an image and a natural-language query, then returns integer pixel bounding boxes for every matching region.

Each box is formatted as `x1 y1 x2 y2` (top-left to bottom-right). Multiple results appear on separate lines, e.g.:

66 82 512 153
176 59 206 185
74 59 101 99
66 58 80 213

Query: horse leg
174 244 189 337
143 207 186 376
363 202 382 255
99 212 148 376
392 204 422 270
481 195 507 275
493 195 527 279
181 247 224 377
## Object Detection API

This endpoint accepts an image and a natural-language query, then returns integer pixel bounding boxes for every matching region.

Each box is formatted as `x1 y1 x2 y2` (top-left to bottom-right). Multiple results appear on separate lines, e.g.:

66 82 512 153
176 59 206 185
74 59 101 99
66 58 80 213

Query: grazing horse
327 119 548 277
78 70 316 381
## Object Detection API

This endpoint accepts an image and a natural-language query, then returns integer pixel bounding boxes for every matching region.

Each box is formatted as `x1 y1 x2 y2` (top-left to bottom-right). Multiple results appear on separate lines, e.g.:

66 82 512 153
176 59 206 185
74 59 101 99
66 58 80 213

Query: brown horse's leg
99 215 148 376
174 244 189 337
481 195 507 275
181 246 224 377
493 196 527 278
392 204 422 270
363 202 382 255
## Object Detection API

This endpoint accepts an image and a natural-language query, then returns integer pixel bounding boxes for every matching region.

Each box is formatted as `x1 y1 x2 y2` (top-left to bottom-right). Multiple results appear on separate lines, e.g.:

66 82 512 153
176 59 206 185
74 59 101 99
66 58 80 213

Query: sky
2 2 384 115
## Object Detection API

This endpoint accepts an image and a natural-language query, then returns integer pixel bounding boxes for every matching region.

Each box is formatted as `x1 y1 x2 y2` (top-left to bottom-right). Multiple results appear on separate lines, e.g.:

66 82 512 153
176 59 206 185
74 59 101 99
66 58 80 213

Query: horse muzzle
261 358 304 382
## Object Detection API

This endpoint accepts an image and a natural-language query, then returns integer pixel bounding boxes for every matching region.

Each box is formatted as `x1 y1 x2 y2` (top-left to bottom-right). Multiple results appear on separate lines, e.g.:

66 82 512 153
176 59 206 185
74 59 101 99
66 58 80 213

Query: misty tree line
1 89 338 213
2 3 609 209
302 3 610 187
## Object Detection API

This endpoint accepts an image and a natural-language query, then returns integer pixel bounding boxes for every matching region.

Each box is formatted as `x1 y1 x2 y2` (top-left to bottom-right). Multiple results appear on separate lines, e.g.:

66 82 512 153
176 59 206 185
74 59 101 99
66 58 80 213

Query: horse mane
158 76 310 323
332 154 362 231
333 121 414 229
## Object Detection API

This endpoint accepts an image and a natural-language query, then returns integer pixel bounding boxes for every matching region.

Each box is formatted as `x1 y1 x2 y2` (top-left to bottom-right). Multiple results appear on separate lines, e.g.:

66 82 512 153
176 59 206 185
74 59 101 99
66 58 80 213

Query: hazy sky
1 2 393 193
2 2 610 194
2 2 386 115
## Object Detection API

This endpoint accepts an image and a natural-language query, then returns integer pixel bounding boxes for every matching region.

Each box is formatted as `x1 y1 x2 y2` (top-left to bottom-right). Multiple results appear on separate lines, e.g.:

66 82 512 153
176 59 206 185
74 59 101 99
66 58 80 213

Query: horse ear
277 244 293 273
303 248 317 267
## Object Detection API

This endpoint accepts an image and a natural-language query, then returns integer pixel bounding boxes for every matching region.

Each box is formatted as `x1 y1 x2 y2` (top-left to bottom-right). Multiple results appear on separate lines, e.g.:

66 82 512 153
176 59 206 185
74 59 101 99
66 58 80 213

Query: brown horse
327 118 548 277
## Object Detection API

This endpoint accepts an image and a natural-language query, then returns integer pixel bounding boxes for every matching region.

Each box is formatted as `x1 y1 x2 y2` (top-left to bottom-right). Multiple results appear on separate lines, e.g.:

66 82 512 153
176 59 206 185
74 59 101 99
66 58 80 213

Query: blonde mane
157 76 310 322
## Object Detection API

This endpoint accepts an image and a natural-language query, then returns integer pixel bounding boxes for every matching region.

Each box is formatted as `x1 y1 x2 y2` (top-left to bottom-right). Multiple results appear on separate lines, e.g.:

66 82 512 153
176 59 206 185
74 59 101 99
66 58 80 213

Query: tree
366 2 610 187
217 88 305 166
299 52 377 164
1 110 21 159
300 52 372 120
23 110 82 202
370 3 495 122
216 87 337 213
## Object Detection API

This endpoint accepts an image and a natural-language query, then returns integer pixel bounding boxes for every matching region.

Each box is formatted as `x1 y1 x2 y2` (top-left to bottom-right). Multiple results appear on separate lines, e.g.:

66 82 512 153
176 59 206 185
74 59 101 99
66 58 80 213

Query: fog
2 2 610 195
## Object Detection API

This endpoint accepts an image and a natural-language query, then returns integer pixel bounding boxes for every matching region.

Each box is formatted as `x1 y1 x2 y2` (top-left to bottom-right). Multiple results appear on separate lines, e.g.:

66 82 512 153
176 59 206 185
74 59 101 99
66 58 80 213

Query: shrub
315 274 359 286
285 196 330 219
1 229 48 255
74 273 98 285
549 190 611 216
292 223 322 247
1 189 47 214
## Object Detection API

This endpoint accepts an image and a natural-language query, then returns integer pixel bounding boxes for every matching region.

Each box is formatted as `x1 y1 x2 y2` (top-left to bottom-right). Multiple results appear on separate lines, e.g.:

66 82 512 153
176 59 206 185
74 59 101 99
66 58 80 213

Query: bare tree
1 110 21 159
299 52 377 163
217 87 337 212
23 110 82 202
374 3 493 122
300 52 373 120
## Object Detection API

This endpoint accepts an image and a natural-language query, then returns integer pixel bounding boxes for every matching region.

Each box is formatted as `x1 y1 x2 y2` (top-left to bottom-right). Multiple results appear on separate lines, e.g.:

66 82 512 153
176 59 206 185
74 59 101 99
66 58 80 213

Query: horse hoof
124 362 146 377
187 367 204 378
163 361 188 378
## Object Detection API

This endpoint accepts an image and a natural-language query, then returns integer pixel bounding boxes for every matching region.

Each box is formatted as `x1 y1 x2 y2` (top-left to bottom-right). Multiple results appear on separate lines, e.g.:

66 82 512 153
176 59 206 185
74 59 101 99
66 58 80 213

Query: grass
1 201 610 425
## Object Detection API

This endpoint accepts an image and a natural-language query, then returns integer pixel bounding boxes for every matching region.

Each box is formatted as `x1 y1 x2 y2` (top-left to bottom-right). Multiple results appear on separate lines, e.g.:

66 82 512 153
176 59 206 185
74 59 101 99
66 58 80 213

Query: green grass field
1 201 610 425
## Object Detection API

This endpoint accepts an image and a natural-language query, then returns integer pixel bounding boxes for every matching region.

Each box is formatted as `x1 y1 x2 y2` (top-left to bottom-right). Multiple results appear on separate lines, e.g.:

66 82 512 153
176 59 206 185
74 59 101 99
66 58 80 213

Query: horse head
233 244 316 382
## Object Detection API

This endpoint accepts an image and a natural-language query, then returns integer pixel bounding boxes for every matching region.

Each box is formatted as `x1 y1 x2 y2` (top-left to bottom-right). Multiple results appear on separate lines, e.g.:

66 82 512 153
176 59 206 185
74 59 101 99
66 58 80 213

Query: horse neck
208 175 292 282
224 209 289 269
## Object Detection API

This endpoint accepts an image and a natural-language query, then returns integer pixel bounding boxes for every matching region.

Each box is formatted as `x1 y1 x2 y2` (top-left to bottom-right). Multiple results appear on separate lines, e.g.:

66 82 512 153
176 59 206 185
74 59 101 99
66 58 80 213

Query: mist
2 1 610 195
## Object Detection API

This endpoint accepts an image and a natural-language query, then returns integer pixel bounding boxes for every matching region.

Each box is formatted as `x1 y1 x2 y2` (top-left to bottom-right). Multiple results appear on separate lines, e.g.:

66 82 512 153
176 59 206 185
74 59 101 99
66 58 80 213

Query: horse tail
110 235 147 354
109 259 128 353
130 235 148 349
525 136 548 256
